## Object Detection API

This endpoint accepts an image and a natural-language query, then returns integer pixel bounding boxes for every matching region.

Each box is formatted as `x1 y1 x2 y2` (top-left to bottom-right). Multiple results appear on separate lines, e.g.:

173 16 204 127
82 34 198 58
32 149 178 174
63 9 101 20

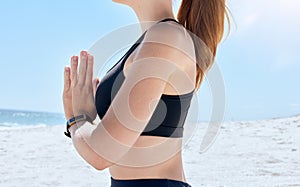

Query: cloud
242 13 259 27
280 0 300 21
230 0 300 69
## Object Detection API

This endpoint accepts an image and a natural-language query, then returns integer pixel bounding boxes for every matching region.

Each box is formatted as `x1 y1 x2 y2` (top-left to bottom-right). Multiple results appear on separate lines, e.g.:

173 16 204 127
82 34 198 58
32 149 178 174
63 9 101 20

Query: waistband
110 177 192 187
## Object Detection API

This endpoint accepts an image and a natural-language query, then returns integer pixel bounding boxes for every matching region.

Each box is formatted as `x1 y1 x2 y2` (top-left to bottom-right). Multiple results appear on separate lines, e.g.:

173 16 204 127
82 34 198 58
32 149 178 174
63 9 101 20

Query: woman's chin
111 0 129 6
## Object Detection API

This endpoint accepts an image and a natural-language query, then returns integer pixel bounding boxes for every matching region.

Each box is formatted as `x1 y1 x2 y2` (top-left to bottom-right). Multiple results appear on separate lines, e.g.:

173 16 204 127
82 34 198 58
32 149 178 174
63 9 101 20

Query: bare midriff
109 136 187 182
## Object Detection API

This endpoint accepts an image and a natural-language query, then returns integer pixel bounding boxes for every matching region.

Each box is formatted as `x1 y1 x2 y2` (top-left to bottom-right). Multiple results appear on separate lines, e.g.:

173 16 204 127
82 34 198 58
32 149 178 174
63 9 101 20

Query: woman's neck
129 0 175 32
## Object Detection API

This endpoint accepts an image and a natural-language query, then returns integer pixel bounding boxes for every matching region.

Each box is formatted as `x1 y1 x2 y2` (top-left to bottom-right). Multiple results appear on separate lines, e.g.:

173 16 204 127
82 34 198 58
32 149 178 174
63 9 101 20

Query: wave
0 122 48 127
0 109 65 128
0 122 64 131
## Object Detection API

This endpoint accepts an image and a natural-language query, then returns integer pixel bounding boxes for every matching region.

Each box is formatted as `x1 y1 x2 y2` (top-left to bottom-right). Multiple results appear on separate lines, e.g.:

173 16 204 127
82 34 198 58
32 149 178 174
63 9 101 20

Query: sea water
0 109 65 128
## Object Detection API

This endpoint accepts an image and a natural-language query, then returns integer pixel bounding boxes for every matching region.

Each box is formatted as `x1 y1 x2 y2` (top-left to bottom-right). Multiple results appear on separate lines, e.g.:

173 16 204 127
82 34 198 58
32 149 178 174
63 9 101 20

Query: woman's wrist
64 114 94 138
65 114 74 121
69 120 84 136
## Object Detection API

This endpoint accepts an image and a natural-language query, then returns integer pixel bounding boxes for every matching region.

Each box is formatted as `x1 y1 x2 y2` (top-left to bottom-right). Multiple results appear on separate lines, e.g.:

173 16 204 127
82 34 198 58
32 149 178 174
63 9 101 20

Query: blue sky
0 0 299 121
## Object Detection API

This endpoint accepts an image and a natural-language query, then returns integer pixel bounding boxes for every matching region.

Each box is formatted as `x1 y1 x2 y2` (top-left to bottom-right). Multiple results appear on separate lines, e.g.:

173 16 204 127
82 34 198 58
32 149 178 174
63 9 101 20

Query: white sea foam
0 123 61 131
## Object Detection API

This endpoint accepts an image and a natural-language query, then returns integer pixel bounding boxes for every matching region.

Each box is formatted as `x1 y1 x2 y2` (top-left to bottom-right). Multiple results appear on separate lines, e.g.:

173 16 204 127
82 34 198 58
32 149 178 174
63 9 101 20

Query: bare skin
63 0 197 183
109 40 196 182
109 20 196 180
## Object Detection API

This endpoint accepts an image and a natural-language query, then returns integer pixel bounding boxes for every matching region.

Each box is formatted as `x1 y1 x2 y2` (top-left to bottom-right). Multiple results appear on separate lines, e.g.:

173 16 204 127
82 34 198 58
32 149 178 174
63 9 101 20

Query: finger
70 56 78 85
93 78 100 97
86 54 94 86
64 67 71 91
78 51 88 85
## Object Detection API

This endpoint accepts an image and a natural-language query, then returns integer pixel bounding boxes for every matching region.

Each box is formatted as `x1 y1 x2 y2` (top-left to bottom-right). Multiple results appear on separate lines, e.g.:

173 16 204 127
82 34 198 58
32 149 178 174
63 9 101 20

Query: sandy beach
1 115 299 186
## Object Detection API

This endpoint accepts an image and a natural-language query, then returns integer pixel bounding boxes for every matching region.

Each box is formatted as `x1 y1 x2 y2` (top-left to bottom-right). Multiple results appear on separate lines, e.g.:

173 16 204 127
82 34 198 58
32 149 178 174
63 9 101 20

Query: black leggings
110 177 192 187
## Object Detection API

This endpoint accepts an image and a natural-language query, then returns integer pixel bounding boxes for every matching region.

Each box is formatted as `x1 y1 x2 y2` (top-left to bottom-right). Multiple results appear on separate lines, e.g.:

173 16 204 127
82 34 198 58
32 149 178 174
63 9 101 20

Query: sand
0 115 299 186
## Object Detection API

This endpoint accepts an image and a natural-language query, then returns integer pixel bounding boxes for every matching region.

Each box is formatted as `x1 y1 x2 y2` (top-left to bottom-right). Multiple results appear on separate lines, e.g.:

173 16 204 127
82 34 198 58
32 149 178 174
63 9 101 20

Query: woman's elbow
84 153 110 171
90 161 106 171
71 134 112 171
92 161 111 171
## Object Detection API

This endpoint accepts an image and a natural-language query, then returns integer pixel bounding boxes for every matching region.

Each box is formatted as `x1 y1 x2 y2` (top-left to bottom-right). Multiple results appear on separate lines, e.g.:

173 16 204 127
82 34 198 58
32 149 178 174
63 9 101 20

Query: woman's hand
63 65 74 120
63 51 100 121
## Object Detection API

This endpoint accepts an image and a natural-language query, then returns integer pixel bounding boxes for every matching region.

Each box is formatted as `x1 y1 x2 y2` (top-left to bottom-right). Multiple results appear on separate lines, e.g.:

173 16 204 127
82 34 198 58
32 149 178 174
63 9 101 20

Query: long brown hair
177 0 230 91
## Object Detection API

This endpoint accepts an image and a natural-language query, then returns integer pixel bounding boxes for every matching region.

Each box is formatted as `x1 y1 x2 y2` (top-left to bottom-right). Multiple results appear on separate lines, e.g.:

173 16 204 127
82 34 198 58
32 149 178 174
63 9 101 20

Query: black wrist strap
64 114 93 138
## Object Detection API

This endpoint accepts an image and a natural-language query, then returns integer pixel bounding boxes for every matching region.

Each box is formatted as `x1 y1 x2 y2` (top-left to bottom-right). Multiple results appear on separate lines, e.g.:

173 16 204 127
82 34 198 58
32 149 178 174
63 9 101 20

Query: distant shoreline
0 108 299 124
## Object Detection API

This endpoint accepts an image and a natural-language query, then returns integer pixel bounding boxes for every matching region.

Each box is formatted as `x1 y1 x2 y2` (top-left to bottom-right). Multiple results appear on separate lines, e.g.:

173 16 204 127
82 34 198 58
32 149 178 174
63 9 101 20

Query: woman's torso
107 29 196 182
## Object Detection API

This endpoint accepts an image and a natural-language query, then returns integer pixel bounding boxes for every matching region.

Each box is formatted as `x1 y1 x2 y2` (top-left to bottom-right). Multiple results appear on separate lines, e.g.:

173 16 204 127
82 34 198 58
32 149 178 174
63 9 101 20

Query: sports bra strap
118 18 180 71
158 17 179 24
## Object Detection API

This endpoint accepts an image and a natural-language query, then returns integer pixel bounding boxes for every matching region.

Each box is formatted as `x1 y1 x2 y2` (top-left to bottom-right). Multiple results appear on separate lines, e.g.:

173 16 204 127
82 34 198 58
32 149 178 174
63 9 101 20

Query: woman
63 0 229 186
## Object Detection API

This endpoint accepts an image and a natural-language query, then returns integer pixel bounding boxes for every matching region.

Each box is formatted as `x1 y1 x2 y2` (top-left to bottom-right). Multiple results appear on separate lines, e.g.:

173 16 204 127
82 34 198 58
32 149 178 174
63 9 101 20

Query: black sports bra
95 18 194 138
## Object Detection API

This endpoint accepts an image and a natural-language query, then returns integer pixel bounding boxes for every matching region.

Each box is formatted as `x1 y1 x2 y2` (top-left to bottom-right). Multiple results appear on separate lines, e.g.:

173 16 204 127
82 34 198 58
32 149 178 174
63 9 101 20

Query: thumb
93 78 100 97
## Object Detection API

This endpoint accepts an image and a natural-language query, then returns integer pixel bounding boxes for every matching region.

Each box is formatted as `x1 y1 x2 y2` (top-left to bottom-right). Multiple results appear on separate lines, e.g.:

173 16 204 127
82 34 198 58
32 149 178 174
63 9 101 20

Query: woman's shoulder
134 20 196 69
130 20 197 94
146 20 194 49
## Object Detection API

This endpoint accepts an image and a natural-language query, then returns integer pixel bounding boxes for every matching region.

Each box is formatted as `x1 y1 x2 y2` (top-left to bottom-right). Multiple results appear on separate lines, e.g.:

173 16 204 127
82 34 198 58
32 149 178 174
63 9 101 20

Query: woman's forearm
69 121 113 170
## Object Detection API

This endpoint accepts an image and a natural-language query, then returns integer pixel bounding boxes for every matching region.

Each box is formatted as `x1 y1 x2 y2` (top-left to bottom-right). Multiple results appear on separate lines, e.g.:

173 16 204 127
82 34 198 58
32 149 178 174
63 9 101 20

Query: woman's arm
66 22 194 170
69 121 111 170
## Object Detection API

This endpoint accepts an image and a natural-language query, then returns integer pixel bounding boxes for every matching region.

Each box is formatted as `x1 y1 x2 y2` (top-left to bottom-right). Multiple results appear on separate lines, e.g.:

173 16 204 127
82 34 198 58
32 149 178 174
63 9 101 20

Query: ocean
0 109 65 128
